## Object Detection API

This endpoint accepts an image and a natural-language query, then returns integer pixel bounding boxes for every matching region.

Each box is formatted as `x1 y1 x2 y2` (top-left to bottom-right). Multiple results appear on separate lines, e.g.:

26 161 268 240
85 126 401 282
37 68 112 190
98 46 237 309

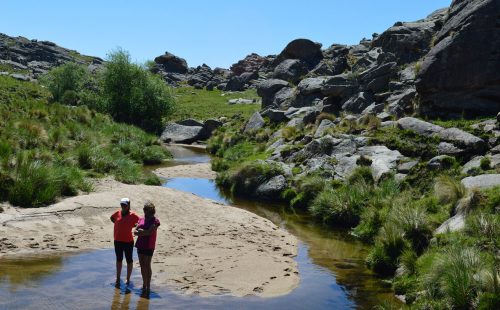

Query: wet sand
0 176 298 297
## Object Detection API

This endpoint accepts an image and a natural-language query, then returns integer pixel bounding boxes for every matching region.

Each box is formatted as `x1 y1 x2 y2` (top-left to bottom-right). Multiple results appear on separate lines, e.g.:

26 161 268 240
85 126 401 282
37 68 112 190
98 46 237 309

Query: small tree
41 62 88 104
102 49 175 133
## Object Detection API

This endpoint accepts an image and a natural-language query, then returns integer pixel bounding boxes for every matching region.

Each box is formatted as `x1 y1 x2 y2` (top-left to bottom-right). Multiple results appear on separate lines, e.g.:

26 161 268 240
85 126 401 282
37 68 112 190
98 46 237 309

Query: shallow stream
0 145 397 309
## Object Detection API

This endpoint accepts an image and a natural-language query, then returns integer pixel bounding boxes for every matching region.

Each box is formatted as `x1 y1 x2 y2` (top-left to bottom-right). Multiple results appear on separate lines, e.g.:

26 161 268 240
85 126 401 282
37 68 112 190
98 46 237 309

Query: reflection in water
0 255 63 288
111 288 132 309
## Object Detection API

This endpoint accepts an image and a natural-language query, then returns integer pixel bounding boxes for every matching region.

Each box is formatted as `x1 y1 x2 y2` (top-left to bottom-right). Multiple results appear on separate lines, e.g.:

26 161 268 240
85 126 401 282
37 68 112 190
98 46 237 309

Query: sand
154 163 216 180
0 171 299 297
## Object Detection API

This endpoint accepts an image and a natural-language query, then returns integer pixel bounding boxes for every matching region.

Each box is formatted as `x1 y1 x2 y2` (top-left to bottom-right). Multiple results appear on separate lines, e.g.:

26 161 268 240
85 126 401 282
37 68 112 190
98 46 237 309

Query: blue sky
1 1 451 68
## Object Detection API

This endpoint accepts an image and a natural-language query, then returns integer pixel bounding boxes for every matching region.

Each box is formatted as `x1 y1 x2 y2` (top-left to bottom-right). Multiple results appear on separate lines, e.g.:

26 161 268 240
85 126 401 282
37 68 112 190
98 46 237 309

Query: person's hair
143 200 156 215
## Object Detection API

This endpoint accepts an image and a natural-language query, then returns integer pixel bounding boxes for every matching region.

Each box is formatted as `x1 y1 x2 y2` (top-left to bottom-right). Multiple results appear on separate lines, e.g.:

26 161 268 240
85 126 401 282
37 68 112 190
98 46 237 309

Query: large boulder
386 87 417 116
275 38 323 67
461 174 500 190
273 59 309 84
160 123 205 144
297 77 329 96
225 75 245 91
255 175 287 199
416 0 500 117
397 117 443 136
357 146 403 181
359 62 398 93
244 112 265 133
203 119 223 136
257 79 290 108
321 73 358 98
436 127 486 152
154 52 188 74
272 87 295 109
342 92 374 114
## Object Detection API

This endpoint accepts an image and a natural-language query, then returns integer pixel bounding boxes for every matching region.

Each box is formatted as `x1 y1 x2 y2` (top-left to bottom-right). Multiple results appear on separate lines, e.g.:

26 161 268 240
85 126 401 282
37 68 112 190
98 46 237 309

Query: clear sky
1 1 451 68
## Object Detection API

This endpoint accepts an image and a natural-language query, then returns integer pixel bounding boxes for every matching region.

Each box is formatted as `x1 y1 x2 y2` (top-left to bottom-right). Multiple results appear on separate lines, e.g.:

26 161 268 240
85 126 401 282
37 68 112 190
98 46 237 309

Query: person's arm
135 223 159 236
110 211 118 223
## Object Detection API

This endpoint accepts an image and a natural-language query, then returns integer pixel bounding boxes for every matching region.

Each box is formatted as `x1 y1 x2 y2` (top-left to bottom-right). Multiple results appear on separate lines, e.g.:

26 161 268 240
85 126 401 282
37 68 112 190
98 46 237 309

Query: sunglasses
120 204 129 207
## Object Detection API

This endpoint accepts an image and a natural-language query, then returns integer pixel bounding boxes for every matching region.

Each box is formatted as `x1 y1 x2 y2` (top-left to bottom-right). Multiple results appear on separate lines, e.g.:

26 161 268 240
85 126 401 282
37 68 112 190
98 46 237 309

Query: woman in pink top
134 200 160 295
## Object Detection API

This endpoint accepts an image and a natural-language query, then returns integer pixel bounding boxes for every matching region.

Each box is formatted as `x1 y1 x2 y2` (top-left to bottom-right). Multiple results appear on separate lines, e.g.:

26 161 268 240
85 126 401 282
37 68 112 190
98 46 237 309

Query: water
0 145 398 309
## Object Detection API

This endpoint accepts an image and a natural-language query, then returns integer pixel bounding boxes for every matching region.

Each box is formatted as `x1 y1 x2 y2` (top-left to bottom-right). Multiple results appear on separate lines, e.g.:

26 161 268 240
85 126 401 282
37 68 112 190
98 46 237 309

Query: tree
102 49 175 133
41 62 88 104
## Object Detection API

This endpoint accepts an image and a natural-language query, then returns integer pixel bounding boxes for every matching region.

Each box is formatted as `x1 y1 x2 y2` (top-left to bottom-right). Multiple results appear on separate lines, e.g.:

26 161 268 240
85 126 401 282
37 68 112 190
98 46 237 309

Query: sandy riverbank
154 162 216 179
0 176 299 297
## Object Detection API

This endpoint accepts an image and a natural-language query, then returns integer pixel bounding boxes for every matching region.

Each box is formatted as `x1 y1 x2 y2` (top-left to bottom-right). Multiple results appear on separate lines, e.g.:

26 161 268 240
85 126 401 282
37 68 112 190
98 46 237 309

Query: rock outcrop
416 0 500 117
0 33 103 79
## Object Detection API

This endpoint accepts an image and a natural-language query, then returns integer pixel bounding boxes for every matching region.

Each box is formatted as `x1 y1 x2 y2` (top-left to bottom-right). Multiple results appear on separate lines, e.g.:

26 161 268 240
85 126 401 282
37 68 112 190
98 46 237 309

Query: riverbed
0 145 397 309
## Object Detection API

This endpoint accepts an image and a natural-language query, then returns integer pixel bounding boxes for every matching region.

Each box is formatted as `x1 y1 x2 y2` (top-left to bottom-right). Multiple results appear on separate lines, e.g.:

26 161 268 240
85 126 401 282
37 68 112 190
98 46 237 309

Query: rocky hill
152 0 499 119
0 33 103 81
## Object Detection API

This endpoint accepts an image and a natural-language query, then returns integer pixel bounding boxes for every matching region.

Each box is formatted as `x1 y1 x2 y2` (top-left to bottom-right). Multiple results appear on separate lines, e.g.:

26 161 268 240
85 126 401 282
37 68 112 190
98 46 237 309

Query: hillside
0 74 169 208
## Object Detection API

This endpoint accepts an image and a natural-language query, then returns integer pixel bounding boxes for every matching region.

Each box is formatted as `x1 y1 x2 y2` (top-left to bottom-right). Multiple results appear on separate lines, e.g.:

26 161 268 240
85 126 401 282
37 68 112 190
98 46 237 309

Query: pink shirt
135 217 160 250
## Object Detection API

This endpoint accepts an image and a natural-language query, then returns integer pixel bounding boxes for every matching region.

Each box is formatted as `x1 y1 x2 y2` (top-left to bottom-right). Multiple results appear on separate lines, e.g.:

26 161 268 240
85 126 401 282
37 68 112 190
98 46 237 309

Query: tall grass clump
424 246 484 309
9 158 60 208
434 175 466 206
310 180 370 226
288 174 327 208
366 223 407 275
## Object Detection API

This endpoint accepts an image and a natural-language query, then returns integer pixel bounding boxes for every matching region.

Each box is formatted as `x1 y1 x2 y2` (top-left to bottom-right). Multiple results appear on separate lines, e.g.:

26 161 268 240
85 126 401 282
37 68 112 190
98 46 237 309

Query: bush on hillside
41 62 88 104
42 49 175 133
102 49 175 133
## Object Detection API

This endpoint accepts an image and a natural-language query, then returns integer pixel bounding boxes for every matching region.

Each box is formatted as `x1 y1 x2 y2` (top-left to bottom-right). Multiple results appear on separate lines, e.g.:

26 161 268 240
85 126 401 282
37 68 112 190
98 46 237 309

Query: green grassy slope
0 75 169 208
170 87 260 121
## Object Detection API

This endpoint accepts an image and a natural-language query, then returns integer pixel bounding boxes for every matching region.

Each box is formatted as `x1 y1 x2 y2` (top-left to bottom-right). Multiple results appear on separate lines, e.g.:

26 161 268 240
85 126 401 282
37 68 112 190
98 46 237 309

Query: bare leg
116 260 122 286
145 255 153 291
138 254 146 289
126 262 133 285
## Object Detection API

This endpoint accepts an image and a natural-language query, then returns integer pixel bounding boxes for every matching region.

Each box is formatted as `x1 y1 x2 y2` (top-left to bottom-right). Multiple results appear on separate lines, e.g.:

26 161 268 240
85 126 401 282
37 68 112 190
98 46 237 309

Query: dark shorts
114 241 134 263
137 248 155 257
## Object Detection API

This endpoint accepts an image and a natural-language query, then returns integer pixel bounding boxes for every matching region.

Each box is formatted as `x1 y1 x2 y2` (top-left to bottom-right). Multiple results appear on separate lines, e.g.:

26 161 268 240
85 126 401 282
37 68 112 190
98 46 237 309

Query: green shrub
366 243 395 275
399 248 418 276
480 157 492 171
347 166 374 185
141 145 169 165
54 166 88 196
390 205 431 253
77 144 92 169
367 222 407 275
310 181 369 226
316 112 336 123
424 246 483 309
114 158 142 184
102 49 175 133
9 159 60 207
352 208 383 242
281 126 301 141
356 155 372 166
41 62 88 103
290 174 327 208
143 173 162 186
